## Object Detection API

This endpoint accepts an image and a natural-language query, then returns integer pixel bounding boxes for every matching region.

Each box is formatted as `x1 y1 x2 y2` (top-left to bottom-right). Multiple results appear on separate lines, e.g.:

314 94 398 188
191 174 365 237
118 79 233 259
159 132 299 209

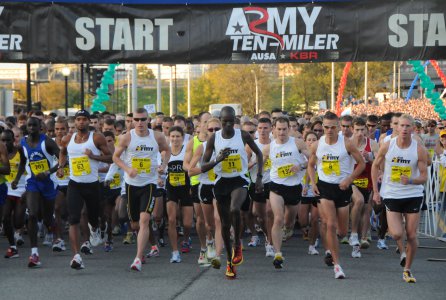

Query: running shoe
112 225 121 236
70 254 85 270
28 253 41 268
351 245 362 258
400 252 407 268
130 257 142 271
314 238 320 249
123 232 135 244
207 240 216 259
181 241 191 253
225 262 236 279
360 239 370 249
80 241 94 255
146 246 160 258
89 224 102 247
282 228 294 242
334 265 345 279
4 247 19 258
308 245 319 255
348 234 360 246
265 244 275 257
403 270 416 283
178 226 184 237
43 233 53 247
273 252 284 269
170 251 181 263
340 236 349 244
52 238 66 252
232 245 243 266
158 237 167 247
211 256 221 269
324 252 334 266
248 235 260 247
198 250 210 266
104 242 113 252
14 232 24 246
377 239 389 250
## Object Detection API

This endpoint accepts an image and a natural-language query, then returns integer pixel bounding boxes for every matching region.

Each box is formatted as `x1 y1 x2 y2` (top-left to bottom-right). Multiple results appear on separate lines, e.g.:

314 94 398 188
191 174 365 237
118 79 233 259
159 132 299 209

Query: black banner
0 0 445 63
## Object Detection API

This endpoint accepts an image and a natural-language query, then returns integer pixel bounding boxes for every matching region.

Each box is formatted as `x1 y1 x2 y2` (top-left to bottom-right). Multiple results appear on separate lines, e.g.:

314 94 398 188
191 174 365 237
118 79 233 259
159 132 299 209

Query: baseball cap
440 130 446 137
74 110 91 119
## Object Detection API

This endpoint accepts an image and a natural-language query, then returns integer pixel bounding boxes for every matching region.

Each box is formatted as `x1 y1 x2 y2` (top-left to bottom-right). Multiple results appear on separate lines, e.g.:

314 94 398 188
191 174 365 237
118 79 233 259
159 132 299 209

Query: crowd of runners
0 106 442 283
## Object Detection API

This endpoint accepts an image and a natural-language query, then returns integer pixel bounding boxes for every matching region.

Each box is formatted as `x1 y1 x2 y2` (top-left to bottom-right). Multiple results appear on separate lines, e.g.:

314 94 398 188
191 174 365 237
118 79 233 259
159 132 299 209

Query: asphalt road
0 231 445 300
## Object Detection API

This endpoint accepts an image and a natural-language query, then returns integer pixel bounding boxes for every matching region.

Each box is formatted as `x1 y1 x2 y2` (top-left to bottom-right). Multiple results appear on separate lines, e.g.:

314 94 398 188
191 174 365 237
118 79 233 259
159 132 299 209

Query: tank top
249 139 271 184
199 141 217 185
190 136 204 186
380 138 424 199
214 129 248 181
316 135 353 184
167 145 189 188
21 134 54 180
67 132 101 183
6 151 26 197
270 137 306 186
53 138 70 187
124 129 159 187
353 138 372 190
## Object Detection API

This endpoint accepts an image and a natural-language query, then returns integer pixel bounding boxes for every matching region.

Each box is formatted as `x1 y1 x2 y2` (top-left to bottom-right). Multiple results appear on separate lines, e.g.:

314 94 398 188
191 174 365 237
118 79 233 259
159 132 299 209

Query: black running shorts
126 183 156 222
317 180 352 208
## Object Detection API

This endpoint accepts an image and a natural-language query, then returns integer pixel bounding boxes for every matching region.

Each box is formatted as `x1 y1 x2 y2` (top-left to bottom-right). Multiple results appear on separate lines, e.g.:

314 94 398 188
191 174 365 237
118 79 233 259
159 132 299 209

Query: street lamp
62 67 71 116
251 70 259 114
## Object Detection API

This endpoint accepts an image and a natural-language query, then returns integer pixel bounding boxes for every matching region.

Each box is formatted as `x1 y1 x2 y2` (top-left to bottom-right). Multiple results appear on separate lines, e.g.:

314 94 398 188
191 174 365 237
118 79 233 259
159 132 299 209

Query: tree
137 65 155 80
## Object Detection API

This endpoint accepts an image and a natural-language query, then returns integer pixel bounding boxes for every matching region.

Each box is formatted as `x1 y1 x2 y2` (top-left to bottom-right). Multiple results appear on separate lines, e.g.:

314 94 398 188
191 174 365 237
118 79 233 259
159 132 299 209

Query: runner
113 108 170 271
16 117 60 268
201 106 263 279
58 110 112 270
307 111 365 279
372 114 428 283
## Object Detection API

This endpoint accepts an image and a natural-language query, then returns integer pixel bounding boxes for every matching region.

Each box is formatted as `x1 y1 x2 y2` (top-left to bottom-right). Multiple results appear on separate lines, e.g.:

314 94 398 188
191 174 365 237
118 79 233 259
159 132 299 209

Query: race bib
71 156 91 176
322 160 340 176
278 164 295 178
428 149 434 158
169 172 186 186
6 169 17 183
264 158 272 171
222 154 242 173
390 166 411 183
110 173 121 189
131 158 151 174
61 166 70 179
208 168 217 181
353 178 369 189
29 159 49 175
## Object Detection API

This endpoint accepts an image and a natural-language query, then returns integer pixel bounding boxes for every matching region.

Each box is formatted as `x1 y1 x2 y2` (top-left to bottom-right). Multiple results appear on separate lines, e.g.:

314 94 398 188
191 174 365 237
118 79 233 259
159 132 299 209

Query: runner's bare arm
345 139 366 183
307 142 319 195
201 134 227 173
88 133 112 163
155 131 171 173
182 138 194 172
45 137 60 173
188 144 204 177
113 133 132 174
371 141 389 194
243 130 263 176
0 143 10 175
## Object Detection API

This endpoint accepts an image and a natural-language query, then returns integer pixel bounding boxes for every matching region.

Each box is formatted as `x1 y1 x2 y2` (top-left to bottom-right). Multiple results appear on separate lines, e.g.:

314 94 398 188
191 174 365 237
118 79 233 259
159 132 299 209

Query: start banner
0 0 445 63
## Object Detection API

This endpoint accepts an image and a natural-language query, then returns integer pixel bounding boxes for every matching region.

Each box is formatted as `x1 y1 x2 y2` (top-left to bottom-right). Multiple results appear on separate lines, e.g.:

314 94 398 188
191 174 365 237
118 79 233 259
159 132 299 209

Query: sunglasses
133 118 147 122
248 130 256 134
208 127 221 132
438 127 445 130
313 129 323 132
341 125 351 128
323 125 337 130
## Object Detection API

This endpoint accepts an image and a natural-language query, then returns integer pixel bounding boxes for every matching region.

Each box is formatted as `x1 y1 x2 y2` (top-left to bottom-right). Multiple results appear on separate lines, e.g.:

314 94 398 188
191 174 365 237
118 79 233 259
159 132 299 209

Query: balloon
441 112 446 120
425 90 433 98
102 76 114 85
427 82 435 90
414 66 424 73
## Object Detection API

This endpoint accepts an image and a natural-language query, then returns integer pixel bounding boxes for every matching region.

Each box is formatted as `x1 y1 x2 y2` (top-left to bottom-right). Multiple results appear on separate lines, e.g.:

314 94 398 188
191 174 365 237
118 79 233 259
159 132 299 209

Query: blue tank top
21 134 53 179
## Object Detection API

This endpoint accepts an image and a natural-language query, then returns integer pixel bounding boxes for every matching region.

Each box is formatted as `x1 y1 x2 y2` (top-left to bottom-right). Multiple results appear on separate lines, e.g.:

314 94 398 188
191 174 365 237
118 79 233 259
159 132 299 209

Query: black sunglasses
133 118 147 122
208 127 221 132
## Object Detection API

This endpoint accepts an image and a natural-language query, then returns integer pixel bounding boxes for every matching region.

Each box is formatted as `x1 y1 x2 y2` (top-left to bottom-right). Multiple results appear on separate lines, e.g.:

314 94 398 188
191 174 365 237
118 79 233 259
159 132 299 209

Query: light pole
251 70 259 114
62 67 71 116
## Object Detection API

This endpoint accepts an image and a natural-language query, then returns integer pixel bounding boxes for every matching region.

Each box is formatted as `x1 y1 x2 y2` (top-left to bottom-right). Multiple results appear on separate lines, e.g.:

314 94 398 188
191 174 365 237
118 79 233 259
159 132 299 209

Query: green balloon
432 92 441 99
437 107 446 114
98 93 110 101
102 76 114 85
427 82 436 90
441 112 446 119
408 60 421 66
425 90 433 98
414 66 424 73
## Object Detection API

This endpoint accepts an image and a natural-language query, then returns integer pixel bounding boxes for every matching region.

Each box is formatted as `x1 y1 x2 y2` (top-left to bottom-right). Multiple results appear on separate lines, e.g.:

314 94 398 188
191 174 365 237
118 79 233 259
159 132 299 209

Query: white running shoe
348 233 360 246
43 233 53 247
170 251 181 263
14 231 24 246
248 235 260 247
70 254 85 270
206 241 216 259
351 245 362 258
308 245 319 255
130 257 142 271
88 224 102 247
377 239 389 250
265 244 275 257
52 238 66 252
334 265 345 279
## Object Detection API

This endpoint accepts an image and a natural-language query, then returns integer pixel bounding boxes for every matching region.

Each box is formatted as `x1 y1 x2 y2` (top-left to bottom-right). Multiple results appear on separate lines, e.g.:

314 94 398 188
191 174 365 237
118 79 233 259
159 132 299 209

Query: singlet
380 138 424 199
21 134 54 180
190 136 204 186
214 129 248 181
199 141 217 185
353 138 373 191
6 151 26 197
249 139 271 184
67 132 101 183
422 133 439 159
167 145 189 188
316 135 353 184
269 137 306 186
124 129 159 187
105 163 123 190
